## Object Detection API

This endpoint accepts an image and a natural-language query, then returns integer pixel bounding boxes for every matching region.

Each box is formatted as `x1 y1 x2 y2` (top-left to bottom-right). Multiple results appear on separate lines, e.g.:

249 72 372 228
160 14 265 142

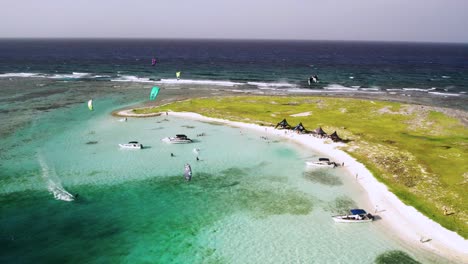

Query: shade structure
314 127 327 136
292 122 308 133
330 131 342 142
275 118 291 129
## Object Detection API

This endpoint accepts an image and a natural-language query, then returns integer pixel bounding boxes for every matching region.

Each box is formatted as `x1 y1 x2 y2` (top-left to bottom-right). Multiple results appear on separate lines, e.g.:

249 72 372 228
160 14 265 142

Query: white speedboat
119 141 143 149
332 209 374 223
162 134 193 144
306 158 336 167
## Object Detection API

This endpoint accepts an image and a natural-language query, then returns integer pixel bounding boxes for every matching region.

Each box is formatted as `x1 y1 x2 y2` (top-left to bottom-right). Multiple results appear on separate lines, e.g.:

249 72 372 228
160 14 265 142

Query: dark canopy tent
330 131 342 142
313 127 327 136
275 118 291 129
292 122 308 133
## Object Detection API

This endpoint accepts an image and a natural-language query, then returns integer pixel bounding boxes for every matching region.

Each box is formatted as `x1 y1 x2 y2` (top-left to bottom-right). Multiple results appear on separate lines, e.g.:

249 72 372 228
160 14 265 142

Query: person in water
309 75 319 85
171 153 175 157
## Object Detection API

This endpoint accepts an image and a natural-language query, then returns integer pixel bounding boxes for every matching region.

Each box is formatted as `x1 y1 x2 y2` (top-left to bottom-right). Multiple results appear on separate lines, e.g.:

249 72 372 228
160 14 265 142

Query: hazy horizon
2 0 468 43
1 37 468 45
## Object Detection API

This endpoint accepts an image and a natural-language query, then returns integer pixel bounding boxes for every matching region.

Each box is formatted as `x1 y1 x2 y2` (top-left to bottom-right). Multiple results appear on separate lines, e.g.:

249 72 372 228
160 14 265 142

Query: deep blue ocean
1 39 467 93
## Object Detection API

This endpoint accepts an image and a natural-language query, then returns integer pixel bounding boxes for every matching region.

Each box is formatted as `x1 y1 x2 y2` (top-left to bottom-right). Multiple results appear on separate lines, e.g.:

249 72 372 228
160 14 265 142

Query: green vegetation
134 96 468 238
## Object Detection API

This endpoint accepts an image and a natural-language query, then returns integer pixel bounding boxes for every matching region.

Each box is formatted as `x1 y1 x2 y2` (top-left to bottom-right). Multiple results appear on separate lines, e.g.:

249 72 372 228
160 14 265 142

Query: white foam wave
111 75 153 83
0 72 43 78
38 153 74 202
50 72 90 79
402 88 436 92
0 72 113 80
247 82 296 88
360 87 380 91
287 89 324 93
441 76 451 79
156 79 243 87
324 84 359 91
428 92 460 97
386 89 402 91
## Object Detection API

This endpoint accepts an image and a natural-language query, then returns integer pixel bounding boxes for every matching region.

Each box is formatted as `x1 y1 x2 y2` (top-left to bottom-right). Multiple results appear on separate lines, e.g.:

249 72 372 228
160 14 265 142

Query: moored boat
332 209 374 223
162 134 193 144
119 141 143 149
306 158 337 167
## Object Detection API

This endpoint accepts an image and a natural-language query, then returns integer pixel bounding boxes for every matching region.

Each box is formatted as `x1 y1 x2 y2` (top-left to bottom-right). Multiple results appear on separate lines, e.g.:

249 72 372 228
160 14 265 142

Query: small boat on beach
119 141 143 149
332 209 374 223
162 134 193 144
306 158 337 168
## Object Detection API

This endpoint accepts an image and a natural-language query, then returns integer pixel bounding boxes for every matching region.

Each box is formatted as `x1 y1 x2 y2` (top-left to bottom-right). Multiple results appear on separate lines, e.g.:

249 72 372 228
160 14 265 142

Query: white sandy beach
118 109 468 262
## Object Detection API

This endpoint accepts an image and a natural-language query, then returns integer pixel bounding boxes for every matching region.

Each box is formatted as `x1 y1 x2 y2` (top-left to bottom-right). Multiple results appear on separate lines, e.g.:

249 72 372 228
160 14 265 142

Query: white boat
332 209 374 223
119 141 143 149
162 134 193 144
306 158 336 167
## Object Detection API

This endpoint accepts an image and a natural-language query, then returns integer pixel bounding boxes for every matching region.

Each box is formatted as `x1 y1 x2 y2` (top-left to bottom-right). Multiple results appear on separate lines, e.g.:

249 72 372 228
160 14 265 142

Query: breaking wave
156 78 243 86
324 84 359 91
247 81 297 88
0 72 43 78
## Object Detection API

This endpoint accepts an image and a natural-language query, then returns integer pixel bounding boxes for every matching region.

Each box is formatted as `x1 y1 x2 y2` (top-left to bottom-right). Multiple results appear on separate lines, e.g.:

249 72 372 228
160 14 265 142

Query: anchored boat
332 209 374 223
119 141 143 149
306 158 337 168
162 134 193 144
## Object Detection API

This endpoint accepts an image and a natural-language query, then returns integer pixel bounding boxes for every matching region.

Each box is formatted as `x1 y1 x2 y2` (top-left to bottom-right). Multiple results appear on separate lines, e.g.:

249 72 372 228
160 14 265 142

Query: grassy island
134 96 468 238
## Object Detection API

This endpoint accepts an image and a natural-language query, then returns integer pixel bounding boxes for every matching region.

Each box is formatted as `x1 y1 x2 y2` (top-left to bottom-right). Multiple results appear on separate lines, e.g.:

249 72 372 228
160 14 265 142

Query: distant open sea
0 39 466 263
1 39 467 93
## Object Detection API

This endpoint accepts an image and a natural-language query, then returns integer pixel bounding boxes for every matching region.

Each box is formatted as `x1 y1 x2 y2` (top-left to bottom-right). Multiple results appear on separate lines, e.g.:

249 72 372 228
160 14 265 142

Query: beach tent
275 118 292 129
329 131 343 142
292 122 308 133
313 127 327 137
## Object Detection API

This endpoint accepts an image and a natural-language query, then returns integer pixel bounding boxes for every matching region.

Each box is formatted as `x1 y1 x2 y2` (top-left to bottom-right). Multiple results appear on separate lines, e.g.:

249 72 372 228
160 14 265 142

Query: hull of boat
332 216 373 223
306 161 334 167
162 137 192 144
169 140 192 144
119 144 142 149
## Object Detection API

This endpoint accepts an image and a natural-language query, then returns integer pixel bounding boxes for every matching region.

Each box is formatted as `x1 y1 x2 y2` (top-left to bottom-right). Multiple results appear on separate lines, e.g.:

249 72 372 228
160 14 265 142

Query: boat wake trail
37 152 75 202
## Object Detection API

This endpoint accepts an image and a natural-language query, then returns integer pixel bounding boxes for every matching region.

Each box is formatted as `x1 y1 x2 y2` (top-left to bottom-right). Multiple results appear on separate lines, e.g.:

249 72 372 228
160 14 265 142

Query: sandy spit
166 111 468 263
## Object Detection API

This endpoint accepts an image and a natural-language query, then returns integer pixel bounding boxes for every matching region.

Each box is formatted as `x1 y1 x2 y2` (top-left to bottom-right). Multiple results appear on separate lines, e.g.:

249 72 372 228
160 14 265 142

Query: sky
1 0 468 43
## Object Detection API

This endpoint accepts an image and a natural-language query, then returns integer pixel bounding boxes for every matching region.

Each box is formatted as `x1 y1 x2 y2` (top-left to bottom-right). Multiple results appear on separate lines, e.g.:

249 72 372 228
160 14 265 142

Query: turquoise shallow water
0 95 446 263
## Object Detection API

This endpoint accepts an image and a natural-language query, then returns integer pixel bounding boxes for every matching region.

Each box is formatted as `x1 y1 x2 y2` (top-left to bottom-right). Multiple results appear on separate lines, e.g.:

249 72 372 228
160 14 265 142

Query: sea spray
37 151 74 202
